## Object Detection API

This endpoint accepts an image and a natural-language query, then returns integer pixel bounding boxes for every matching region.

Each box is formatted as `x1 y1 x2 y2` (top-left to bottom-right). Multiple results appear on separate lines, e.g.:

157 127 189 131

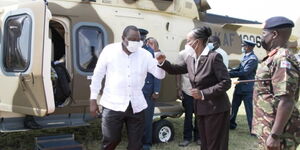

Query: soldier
252 16 300 150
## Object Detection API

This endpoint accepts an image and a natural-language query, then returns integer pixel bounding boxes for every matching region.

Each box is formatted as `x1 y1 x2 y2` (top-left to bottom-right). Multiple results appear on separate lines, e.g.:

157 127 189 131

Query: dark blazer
229 51 258 94
160 51 231 115
142 45 161 96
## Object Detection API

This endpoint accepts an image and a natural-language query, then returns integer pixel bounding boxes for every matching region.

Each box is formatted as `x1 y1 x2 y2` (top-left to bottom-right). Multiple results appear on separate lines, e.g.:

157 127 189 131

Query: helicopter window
3 14 32 72
76 26 104 72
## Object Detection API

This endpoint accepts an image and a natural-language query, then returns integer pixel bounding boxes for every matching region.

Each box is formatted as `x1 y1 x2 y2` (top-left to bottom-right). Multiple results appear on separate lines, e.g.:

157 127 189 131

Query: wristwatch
154 92 159 95
270 133 281 140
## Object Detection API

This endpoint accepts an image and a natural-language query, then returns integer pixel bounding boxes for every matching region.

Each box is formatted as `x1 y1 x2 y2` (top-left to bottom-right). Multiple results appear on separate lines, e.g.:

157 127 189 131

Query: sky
206 0 299 23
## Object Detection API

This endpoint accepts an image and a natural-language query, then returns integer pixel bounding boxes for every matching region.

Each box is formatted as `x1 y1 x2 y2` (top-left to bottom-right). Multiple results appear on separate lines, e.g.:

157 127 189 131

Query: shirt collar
192 46 210 59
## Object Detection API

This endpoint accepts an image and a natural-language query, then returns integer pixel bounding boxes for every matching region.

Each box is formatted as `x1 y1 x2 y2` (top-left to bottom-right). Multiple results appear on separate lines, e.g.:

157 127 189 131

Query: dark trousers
197 111 230 150
182 92 199 141
101 104 145 150
230 92 253 131
142 94 155 148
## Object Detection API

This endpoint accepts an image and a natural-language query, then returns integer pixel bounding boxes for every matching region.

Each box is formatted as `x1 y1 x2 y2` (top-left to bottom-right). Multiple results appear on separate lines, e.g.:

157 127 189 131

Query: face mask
261 39 268 50
207 43 214 51
127 41 143 53
185 44 195 52
185 39 199 52
241 48 246 53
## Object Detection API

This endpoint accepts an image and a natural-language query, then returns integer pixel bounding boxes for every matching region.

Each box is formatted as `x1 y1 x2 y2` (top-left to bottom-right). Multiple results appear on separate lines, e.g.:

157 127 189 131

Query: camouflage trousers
258 135 299 150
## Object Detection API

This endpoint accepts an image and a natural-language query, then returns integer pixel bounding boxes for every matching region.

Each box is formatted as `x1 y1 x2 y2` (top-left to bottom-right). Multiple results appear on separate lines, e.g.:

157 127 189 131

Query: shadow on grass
0 114 261 150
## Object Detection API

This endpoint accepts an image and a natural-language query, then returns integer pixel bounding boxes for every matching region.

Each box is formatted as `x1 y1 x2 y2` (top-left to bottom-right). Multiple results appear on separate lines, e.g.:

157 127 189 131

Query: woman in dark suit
157 26 231 150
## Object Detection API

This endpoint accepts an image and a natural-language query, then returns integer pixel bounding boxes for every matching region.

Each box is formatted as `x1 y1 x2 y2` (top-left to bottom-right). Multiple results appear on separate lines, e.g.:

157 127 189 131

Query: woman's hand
191 89 203 100
156 52 166 64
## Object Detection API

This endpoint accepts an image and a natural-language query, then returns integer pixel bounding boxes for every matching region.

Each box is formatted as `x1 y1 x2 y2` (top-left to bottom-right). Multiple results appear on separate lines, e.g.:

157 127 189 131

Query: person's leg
182 92 194 141
205 111 230 150
101 107 124 150
243 93 253 133
126 104 145 150
142 94 155 149
230 92 243 129
197 115 208 150
193 114 201 144
179 92 194 146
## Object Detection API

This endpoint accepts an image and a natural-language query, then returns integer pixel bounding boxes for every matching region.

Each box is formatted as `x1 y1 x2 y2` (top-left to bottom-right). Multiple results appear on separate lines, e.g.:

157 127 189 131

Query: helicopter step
0 113 90 132
35 134 83 150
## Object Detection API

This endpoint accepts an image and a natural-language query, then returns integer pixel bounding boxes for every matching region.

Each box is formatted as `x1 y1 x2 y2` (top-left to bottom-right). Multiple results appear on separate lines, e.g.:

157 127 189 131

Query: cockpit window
3 14 32 72
76 26 104 72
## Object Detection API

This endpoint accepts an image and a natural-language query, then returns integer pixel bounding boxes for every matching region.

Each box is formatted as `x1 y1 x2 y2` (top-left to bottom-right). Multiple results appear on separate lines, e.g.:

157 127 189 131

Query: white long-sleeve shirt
90 42 165 113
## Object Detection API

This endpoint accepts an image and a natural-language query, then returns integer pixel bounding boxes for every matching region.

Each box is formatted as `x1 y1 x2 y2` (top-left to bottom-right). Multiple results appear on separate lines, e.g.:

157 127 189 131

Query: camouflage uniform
252 47 300 150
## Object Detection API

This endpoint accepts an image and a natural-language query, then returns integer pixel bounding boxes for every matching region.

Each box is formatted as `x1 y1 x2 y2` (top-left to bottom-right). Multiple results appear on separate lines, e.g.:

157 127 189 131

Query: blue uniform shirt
229 51 258 94
142 45 161 96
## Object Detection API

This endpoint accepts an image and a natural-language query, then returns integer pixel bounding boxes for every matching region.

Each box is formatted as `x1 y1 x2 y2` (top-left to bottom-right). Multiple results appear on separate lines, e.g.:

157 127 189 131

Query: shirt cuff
90 93 98 100
200 91 205 100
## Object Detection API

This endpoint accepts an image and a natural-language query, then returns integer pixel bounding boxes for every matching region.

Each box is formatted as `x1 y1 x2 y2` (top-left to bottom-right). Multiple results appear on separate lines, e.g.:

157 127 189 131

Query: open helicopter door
0 0 54 116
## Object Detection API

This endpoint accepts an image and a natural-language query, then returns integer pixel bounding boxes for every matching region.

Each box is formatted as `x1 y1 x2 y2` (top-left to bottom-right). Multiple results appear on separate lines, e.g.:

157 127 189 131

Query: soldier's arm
271 95 295 135
270 57 298 136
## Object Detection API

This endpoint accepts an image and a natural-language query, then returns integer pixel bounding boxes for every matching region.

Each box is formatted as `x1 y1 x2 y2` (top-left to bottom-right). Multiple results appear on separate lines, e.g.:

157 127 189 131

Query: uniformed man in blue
229 39 258 134
139 28 161 150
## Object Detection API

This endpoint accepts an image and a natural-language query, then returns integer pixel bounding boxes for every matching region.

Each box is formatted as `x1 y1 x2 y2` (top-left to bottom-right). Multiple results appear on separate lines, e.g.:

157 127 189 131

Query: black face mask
261 39 268 50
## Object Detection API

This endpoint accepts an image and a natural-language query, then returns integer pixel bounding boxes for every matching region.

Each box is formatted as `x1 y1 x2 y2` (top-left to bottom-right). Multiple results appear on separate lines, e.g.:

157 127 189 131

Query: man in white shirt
207 36 229 68
89 25 165 150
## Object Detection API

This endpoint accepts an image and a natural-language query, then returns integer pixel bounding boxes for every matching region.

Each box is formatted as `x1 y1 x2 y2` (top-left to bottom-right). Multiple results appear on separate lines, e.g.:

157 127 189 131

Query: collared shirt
191 46 210 100
192 46 210 70
90 42 166 113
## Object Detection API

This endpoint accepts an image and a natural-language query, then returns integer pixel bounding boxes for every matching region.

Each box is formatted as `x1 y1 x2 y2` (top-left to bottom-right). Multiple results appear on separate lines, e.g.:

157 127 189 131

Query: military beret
138 28 149 36
242 39 256 47
263 16 294 29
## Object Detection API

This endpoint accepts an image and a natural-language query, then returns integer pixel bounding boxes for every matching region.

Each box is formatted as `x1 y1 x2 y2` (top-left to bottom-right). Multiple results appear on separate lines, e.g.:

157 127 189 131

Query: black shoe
250 133 257 137
24 116 42 129
178 140 191 147
196 139 201 145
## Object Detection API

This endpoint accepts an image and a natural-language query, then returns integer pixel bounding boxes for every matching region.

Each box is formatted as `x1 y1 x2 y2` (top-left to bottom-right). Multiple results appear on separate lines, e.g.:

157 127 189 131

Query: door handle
20 72 34 84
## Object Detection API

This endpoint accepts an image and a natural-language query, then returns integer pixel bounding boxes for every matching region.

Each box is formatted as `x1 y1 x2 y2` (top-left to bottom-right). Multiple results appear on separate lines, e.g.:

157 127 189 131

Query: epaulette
268 48 278 57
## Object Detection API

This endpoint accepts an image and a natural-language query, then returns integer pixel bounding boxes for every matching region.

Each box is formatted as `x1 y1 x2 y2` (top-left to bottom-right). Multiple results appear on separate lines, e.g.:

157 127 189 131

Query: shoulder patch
280 60 291 69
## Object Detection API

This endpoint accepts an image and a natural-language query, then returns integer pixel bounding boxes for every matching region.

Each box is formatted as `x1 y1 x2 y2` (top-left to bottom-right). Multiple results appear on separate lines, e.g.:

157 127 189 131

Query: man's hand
191 89 203 100
266 135 280 150
156 53 166 64
90 100 100 117
152 93 159 100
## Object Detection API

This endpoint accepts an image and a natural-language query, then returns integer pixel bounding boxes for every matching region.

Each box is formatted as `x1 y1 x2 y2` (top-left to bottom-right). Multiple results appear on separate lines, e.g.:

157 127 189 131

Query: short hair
192 26 212 43
146 37 159 48
122 25 139 37
208 36 221 45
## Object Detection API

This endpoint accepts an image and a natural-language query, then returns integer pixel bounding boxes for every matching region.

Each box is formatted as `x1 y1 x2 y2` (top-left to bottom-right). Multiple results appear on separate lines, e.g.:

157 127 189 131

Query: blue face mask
207 43 214 50
241 48 246 53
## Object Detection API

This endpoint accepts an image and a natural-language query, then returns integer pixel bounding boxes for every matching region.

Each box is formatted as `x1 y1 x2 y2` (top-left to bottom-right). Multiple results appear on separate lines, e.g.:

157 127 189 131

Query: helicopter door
0 0 54 116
